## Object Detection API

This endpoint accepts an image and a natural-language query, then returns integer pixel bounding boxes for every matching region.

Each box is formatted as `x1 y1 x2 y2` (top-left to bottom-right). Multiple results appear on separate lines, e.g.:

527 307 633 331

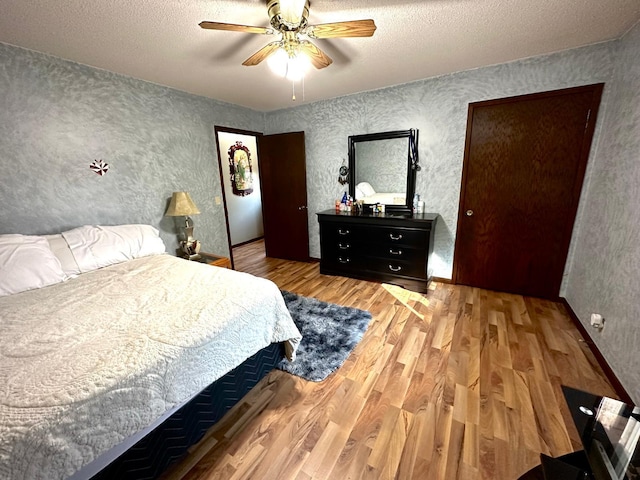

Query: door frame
451 84 604 296
214 125 264 270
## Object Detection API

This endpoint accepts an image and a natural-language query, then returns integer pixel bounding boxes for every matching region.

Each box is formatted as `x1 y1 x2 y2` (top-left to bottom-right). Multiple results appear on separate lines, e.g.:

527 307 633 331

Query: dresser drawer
361 226 428 248
321 224 358 241
324 241 426 275
362 256 426 279
321 239 355 256
366 243 427 263
320 252 363 273
322 224 427 248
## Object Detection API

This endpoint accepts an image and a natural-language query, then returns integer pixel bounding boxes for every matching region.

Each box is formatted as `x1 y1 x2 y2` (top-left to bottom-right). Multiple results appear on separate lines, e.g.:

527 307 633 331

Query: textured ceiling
0 0 639 111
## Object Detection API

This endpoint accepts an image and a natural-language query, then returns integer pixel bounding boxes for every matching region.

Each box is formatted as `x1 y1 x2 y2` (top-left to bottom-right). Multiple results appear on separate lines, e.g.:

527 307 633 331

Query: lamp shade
165 192 200 216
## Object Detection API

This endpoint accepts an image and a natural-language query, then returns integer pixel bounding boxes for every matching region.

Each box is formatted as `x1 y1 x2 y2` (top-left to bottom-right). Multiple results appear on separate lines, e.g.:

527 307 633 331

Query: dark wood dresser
317 210 438 293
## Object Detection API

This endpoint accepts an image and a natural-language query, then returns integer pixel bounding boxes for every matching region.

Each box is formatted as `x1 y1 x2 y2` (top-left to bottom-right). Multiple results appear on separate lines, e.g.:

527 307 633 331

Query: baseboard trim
231 236 264 249
432 276 452 284
559 297 633 404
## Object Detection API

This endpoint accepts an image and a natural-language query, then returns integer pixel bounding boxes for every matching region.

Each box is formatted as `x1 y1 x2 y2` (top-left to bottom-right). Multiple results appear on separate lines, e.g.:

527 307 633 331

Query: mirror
348 129 419 214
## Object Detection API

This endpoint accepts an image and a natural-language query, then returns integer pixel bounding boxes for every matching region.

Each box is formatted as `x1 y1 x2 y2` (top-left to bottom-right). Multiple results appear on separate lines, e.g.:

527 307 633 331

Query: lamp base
180 238 201 259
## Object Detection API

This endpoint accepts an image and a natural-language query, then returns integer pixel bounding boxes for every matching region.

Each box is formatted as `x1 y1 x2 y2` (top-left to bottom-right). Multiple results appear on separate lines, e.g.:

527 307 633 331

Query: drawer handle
389 233 403 241
389 264 402 272
338 243 350 250
389 249 402 256
338 257 350 264
338 229 350 235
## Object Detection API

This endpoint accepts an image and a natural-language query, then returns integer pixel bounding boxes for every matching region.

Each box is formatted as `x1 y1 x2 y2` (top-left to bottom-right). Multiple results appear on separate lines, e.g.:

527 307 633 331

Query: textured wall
265 43 615 277
0 43 263 257
564 22 640 403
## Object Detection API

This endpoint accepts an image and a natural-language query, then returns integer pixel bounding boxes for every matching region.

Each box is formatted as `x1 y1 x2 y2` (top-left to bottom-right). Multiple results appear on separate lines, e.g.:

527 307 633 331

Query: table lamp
165 191 201 259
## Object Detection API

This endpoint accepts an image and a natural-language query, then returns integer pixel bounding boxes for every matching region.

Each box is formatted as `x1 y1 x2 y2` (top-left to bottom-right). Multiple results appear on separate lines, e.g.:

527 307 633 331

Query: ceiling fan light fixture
279 0 308 26
267 47 310 81
268 0 310 30
200 1 374 85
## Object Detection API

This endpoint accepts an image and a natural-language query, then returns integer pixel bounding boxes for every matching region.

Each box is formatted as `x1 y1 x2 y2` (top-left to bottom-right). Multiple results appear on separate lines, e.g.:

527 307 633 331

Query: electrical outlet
590 313 604 331
215 196 222 205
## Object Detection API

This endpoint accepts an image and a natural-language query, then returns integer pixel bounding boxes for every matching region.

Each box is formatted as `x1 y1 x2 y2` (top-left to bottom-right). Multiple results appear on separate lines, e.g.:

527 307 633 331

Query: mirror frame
348 129 419 214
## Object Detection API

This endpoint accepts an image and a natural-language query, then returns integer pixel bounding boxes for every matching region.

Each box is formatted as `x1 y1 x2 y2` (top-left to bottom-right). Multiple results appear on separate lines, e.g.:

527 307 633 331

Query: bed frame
92 342 285 479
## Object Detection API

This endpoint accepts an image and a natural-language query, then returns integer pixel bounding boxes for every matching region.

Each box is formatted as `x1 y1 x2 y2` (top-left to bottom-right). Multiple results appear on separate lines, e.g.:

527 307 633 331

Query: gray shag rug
277 290 373 382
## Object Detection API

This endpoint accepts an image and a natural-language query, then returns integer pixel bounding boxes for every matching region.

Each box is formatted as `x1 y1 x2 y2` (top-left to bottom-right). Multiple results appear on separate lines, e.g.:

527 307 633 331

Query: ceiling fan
199 0 376 76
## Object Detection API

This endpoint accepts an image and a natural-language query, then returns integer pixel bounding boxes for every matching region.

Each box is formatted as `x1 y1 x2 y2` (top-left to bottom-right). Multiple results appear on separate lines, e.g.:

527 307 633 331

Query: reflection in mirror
355 138 407 205
348 129 419 214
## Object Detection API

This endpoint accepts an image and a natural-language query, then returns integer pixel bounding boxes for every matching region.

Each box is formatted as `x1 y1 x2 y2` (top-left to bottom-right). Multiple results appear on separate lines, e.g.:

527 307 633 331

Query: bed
354 181 405 205
0 225 302 480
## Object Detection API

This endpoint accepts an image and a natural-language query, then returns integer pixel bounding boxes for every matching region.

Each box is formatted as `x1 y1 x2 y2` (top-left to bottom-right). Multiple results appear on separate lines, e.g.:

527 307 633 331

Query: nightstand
191 252 232 269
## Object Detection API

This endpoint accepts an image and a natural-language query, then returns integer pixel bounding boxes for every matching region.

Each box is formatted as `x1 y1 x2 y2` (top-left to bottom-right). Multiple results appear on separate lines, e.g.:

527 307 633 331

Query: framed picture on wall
228 141 254 197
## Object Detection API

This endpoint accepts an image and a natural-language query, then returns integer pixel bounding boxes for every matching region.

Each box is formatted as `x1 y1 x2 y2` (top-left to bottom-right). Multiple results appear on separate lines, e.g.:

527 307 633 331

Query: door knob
466 209 474 216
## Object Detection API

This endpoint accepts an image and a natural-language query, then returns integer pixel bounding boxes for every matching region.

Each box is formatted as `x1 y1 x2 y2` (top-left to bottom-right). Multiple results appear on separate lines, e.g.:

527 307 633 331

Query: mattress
0 255 301 480
91 342 285 480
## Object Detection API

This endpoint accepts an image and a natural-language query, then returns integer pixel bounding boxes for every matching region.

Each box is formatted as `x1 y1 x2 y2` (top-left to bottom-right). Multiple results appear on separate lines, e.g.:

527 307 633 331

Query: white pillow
44 234 82 277
62 224 166 273
0 234 68 296
356 182 376 197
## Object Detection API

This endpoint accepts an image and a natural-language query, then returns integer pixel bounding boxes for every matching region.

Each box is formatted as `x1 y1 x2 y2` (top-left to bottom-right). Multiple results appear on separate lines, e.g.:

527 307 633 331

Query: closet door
453 84 603 299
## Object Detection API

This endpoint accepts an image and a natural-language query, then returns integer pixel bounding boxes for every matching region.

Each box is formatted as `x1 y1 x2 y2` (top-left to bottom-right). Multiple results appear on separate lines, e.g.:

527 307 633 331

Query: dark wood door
453 84 603 299
258 131 310 261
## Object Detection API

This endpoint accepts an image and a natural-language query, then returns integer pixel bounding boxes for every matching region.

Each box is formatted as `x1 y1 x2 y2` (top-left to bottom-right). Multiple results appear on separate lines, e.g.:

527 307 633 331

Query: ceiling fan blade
199 21 273 35
298 41 333 69
306 19 376 38
242 42 282 66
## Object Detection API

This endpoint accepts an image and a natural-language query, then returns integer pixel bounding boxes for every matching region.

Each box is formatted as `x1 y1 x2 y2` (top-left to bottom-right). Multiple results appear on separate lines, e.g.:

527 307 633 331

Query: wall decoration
89 159 109 176
338 158 349 185
228 141 253 196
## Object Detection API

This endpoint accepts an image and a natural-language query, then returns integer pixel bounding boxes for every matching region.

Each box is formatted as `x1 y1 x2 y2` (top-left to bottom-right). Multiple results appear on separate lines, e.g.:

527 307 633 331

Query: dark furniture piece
519 386 640 480
317 210 437 293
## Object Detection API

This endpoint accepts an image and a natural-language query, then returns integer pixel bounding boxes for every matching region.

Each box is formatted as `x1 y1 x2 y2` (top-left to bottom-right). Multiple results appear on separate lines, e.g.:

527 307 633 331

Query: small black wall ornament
338 158 349 185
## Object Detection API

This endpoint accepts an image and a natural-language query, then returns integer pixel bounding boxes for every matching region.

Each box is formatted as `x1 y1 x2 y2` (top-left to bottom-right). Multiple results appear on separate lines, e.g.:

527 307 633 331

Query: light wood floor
163 240 617 480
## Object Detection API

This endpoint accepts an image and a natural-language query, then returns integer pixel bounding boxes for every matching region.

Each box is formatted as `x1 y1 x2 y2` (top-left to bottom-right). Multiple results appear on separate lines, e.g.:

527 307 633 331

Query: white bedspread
0 255 301 480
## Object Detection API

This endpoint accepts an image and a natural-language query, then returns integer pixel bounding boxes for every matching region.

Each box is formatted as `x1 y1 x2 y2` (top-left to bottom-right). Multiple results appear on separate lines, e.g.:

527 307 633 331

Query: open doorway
215 126 310 270
214 126 266 268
